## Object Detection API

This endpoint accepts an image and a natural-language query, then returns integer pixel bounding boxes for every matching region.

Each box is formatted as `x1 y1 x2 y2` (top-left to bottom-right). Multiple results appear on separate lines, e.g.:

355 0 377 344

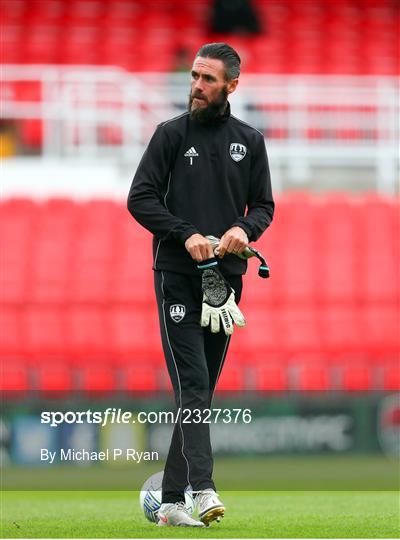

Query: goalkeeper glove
197 258 246 335
206 235 270 278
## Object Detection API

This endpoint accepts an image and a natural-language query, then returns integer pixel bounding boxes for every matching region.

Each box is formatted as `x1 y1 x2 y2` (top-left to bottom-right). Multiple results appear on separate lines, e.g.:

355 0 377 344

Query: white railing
2 65 399 193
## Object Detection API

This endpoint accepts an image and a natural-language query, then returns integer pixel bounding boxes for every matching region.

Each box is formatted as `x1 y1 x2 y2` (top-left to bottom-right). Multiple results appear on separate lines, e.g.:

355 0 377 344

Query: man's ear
227 78 239 95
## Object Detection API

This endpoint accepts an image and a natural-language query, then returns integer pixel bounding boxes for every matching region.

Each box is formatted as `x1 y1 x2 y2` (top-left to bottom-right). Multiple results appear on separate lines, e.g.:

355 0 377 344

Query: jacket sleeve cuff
197 257 218 270
175 227 200 245
231 221 253 240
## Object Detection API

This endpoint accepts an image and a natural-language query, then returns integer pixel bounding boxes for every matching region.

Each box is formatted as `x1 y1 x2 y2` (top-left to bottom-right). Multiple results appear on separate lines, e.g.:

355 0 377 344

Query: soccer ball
139 471 195 523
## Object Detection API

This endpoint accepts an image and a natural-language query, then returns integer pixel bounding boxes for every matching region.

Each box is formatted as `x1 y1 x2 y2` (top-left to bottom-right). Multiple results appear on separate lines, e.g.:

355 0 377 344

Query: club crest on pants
170 304 186 322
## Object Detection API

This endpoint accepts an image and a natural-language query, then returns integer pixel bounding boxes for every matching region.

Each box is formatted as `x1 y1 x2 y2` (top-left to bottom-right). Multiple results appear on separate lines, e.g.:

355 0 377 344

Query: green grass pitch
1 490 399 538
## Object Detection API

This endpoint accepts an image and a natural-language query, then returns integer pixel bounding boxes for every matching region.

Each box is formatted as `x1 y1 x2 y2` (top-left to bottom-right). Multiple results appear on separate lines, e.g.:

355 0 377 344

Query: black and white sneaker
196 489 225 526
157 502 204 527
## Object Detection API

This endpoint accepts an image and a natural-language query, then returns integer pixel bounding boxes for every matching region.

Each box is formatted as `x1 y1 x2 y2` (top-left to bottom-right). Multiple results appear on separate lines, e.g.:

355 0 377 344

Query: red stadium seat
0 361 28 392
8 82 43 148
314 195 359 302
102 1 139 27
240 264 274 306
278 307 322 355
24 26 60 64
0 306 23 359
67 200 121 303
122 365 158 393
35 363 73 395
22 305 66 361
111 212 155 304
65 0 103 27
78 364 116 394
0 198 36 303
60 26 100 65
341 363 373 391
108 305 163 364
235 304 280 357
1 25 24 63
320 306 364 356
65 306 109 363
382 363 400 391
271 194 318 303
362 305 399 356
292 356 331 391
30 199 78 303
0 0 26 25
20 120 44 148
0 257 27 304
216 365 244 392
253 362 288 391
9 81 42 102
357 195 399 302
69 244 113 303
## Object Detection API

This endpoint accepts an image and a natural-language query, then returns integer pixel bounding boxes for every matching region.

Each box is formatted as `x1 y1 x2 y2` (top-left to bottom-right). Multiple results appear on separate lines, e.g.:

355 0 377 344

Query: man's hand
216 227 249 258
185 233 214 262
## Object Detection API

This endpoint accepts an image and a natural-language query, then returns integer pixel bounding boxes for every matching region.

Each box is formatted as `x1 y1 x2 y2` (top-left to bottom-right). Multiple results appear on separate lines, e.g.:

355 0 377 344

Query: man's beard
188 87 228 124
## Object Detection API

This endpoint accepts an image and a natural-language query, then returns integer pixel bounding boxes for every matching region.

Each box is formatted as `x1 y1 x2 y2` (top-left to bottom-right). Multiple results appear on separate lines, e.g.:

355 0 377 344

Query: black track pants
154 270 243 503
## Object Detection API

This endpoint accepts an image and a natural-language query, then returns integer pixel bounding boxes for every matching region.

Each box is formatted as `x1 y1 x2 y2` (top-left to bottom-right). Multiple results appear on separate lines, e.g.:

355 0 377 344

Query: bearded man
128 42 274 527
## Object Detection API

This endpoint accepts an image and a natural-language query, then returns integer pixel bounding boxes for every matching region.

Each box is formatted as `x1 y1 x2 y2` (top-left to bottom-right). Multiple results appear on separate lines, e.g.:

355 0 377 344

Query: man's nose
193 79 204 92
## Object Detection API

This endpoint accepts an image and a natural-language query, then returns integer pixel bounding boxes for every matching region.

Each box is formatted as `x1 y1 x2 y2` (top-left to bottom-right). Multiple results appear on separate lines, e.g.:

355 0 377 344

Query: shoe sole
158 523 203 527
158 519 204 527
199 506 225 526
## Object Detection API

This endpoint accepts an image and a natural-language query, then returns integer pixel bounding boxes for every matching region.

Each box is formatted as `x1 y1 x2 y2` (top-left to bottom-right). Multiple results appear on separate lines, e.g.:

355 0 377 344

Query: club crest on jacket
229 143 247 162
170 304 186 322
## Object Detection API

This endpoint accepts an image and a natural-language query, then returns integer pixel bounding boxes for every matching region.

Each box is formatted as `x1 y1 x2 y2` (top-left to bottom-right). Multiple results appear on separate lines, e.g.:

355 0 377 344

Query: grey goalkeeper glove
197 258 246 335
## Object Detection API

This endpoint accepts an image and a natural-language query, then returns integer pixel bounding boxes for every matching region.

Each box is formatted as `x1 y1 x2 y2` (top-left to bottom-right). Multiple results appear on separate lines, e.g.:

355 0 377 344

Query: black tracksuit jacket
127 103 274 276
